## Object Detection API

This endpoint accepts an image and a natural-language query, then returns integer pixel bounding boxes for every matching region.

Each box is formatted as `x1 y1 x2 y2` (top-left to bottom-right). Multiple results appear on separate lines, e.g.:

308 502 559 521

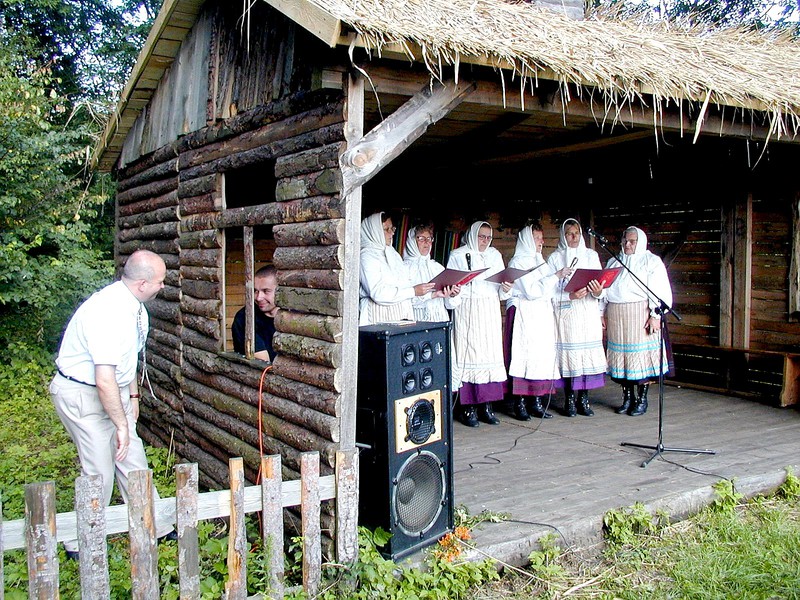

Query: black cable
503 518 570 549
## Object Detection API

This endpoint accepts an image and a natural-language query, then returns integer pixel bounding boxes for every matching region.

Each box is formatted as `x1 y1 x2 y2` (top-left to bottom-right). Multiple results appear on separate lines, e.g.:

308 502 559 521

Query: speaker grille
393 451 445 535
405 398 436 445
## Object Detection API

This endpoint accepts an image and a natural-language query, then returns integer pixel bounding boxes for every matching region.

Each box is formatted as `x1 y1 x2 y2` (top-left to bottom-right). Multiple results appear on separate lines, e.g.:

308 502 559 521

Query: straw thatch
302 0 800 140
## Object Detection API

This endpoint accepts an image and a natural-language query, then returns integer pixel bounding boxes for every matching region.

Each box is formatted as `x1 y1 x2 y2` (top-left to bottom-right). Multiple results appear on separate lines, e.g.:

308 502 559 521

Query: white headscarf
607 225 673 307
464 220 493 255
512 225 542 266
361 212 388 251
556 218 587 266
403 227 427 261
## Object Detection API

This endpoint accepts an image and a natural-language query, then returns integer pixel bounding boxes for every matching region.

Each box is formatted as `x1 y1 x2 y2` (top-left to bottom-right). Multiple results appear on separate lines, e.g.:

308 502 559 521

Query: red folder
564 268 622 293
485 264 543 284
429 268 488 291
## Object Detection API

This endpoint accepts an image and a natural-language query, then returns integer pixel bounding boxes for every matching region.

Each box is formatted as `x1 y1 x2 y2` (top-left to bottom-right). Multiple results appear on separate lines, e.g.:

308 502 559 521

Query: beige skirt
606 300 668 380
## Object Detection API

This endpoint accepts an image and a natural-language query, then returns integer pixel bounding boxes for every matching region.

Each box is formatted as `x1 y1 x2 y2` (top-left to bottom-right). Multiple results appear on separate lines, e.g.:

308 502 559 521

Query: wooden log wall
115 89 347 499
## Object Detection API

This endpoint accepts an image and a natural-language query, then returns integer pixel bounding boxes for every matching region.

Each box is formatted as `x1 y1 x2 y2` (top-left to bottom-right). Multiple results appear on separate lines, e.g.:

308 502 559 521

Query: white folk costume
446 221 509 412
403 227 461 322
359 213 415 326
605 226 674 416
546 219 606 416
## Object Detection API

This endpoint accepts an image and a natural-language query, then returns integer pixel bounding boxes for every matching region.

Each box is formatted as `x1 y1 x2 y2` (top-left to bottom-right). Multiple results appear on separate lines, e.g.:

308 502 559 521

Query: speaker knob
401 344 416 366
419 341 433 362
402 371 417 394
420 368 433 389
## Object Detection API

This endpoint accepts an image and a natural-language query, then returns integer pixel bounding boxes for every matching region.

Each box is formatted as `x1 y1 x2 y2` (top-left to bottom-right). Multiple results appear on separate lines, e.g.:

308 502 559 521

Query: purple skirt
512 377 563 396
459 381 507 405
565 373 605 391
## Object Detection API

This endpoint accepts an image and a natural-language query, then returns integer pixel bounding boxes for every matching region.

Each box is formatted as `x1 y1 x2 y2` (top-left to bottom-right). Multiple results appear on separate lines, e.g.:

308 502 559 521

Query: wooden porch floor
451 383 800 563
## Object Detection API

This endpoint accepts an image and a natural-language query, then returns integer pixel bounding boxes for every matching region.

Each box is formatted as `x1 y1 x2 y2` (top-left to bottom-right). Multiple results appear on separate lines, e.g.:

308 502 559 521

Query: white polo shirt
56 280 147 387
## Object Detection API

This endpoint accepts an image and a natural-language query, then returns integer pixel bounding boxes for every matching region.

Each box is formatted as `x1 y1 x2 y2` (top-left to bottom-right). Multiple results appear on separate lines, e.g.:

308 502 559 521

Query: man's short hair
123 249 161 281
255 265 276 279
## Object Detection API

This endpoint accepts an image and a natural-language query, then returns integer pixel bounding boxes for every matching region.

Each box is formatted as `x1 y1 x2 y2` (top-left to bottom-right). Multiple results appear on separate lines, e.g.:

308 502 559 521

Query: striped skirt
452 296 507 387
606 300 668 382
554 297 607 378
359 297 414 325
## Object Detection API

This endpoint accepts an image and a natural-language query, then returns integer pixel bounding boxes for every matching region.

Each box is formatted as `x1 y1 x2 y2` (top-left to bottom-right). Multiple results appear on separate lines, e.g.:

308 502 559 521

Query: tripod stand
590 229 716 468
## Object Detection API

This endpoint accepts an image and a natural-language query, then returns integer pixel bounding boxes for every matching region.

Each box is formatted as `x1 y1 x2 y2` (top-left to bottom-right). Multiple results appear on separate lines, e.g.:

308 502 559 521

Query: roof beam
341 78 476 196
263 0 342 47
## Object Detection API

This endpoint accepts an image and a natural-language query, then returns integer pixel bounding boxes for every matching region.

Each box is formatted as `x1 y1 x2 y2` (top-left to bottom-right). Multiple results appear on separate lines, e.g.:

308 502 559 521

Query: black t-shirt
232 306 276 361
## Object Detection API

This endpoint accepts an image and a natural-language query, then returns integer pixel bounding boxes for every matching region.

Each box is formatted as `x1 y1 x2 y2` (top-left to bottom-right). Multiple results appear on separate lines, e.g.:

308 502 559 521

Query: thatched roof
93 0 800 171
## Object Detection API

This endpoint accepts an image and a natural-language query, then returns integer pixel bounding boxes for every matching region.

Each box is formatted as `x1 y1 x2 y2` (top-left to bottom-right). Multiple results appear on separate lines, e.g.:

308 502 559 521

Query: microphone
466 253 472 270
586 227 609 245
569 257 578 269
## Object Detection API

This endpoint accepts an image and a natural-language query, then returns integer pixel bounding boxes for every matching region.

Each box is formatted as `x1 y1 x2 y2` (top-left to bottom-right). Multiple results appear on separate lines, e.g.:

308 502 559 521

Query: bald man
50 249 174 558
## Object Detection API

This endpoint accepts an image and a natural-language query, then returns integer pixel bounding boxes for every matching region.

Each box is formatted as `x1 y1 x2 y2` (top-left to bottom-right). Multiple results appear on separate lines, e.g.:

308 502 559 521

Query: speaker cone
401 344 416 366
405 398 436 445
402 371 417 394
392 451 446 536
420 368 433 389
419 341 433 362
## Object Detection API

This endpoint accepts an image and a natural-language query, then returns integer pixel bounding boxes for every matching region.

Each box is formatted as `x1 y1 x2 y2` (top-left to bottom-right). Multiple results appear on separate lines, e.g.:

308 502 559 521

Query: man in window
232 265 278 362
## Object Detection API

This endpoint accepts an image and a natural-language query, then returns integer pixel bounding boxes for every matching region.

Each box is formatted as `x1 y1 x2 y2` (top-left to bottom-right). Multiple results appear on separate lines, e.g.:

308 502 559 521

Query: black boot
460 405 479 427
513 398 531 421
478 402 500 425
615 384 634 414
563 386 577 417
577 390 594 416
629 384 650 416
528 396 553 419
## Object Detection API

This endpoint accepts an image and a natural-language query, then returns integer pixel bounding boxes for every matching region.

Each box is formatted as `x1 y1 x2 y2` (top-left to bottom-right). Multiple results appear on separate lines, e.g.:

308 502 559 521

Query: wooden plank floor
452 383 800 556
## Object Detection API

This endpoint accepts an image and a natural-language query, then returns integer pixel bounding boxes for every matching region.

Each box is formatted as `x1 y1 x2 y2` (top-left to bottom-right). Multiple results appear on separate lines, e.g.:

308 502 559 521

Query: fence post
75 475 109 599
128 470 159 599
261 455 284 600
24 481 59 599
176 463 200 600
225 458 247 600
335 449 359 564
301 452 321 597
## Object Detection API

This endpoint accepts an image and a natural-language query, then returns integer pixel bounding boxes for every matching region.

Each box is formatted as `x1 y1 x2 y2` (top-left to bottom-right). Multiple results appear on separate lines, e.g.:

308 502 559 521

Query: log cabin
92 0 800 556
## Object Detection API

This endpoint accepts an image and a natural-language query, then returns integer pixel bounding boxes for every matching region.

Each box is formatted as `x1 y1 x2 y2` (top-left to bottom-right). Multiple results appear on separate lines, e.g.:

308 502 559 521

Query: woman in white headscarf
359 212 435 326
546 218 607 418
605 226 673 416
506 223 567 420
446 221 512 427
403 221 461 322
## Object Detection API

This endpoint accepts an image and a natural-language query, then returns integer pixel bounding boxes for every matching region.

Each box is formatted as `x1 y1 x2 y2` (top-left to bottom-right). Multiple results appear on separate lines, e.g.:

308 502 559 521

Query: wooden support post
128 470 159 600
301 452 321 597
25 481 59 599
733 193 753 348
341 78 476 196
176 463 200 600
335 449 359 564
75 475 109 598
225 458 247 600
261 455 284 600
790 194 800 321
244 225 255 357
720 199 734 346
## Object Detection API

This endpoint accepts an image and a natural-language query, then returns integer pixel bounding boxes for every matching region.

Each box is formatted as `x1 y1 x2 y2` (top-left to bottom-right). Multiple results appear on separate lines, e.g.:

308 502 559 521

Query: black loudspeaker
357 321 453 560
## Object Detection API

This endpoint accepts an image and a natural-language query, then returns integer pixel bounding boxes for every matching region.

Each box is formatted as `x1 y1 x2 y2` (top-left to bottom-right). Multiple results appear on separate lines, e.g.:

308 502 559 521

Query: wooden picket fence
0 450 359 599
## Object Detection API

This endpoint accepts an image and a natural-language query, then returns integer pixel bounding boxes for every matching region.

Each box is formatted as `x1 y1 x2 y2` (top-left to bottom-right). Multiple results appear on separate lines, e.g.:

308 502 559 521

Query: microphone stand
590 232 716 468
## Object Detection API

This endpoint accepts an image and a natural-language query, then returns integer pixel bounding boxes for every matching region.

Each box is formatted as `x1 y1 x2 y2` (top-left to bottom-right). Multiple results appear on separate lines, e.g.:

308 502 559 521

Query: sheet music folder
484 264 543 284
429 268 488 291
564 267 622 293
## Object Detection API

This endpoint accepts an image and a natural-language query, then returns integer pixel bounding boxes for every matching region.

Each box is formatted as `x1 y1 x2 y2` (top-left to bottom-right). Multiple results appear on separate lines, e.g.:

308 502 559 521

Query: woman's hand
414 282 436 296
645 315 661 334
587 279 603 297
556 267 573 280
569 287 589 300
449 284 462 298
501 281 513 293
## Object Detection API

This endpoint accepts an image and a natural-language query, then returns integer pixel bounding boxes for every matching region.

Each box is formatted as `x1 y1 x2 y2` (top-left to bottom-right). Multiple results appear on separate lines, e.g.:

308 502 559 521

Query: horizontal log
179 229 224 250
119 252 179 271
183 410 262 471
178 174 221 199
181 195 343 232
183 378 259 424
272 332 341 368
181 192 222 216
181 326 221 354
264 374 339 417
273 219 345 247
146 360 182 397
261 413 337 467
147 337 181 365
275 169 342 202
117 177 178 206
181 442 229 491
117 190 178 218
273 246 343 270
274 143 344 179
141 375 183 418
117 142 180 181
180 265 220 283
182 279 219 300
275 311 342 343
149 327 181 350
180 248 222 268
117 239 179 256
118 206 178 229
269 356 340 392
184 347 264 388
275 287 343 317
181 295 221 319
276 269 343 291
119 221 179 242
182 312 221 340
146 299 180 323
117 157 179 192
147 381 183 415
177 90 343 153
158 284 180 302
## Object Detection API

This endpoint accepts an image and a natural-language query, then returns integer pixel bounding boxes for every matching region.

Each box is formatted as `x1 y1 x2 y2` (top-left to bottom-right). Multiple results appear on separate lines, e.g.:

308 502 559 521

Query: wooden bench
669 344 800 407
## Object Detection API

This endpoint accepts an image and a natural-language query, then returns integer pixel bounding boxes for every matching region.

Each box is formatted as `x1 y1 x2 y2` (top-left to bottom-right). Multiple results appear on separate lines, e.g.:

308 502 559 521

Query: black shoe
577 390 594 417
478 402 500 425
527 396 553 419
563 392 577 417
65 550 79 561
460 406 479 427
615 384 634 414
513 398 531 421
159 530 178 542
629 384 649 416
